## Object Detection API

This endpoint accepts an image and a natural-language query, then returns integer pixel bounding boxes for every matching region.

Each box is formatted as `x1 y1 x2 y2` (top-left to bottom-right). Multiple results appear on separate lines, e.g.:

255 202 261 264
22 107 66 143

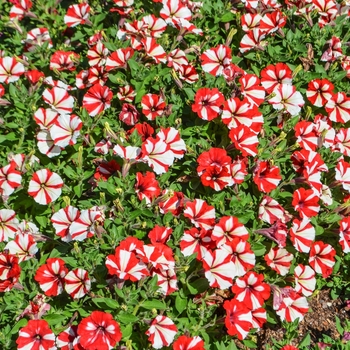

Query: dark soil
256 289 350 348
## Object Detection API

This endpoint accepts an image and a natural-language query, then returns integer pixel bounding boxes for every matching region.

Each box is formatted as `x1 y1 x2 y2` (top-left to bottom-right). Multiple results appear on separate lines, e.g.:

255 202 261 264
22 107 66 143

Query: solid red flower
77 311 122 350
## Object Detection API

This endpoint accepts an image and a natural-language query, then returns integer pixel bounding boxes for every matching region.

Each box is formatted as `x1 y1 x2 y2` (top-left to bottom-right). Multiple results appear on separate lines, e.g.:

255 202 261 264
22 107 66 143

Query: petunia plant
0 0 350 349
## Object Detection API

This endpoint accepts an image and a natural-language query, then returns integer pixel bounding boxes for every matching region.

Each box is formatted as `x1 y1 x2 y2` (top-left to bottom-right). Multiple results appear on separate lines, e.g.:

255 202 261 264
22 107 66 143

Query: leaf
219 12 235 22
44 313 67 325
298 332 311 347
251 242 266 257
11 318 27 334
243 340 257 348
92 297 119 310
141 300 167 310
117 313 139 324
188 278 209 294
175 294 187 314
335 315 344 335
121 323 133 340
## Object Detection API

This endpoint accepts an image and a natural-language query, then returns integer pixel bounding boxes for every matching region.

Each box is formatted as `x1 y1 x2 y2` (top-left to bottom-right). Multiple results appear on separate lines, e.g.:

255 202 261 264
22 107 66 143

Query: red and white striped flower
223 299 253 340
142 14 167 37
24 28 52 52
28 169 63 205
49 50 79 71
33 108 59 130
309 241 336 278
253 161 282 193
167 49 188 70
77 311 122 350
157 127 186 159
294 264 316 297
202 248 236 289
173 335 205 350
269 84 304 116
135 172 161 205
34 258 68 296
222 97 263 133
260 10 287 34
260 62 293 94
146 315 178 349
294 121 318 151
141 37 167 64
239 74 266 107
87 42 109 67
264 247 293 276
258 196 285 225
16 320 56 350
222 238 256 277
106 247 149 281
0 209 19 242
184 199 215 230
37 130 62 158
0 252 20 281
325 92 350 123
212 216 249 247
178 64 199 84
141 94 166 120
231 271 271 310
229 124 259 157
201 44 232 76
333 128 350 157
192 88 224 121
5 233 38 262
158 190 184 216
64 3 91 27
64 268 91 299
335 158 350 192
306 78 334 107
239 29 266 53
83 83 113 117
180 227 214 261
290 218 315 253
50 114 82 148
9 0 33 21
0 161 22 198
160 0 192 26
339 217 350 253
69 208 102 241
152 267 178 295
292 188 320 218
42 87 74 115
276 290 309 322
0 57 25 84
51 206 80 242
106 48 134 70
56 326 81 350
141 136 175 175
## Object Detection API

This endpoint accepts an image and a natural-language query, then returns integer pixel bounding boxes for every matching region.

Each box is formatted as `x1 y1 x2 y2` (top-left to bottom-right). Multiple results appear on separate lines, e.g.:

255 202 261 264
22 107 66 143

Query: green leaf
117 313 139 324
251 242 266 257
242 340 257 348
298 332 311 347
188 278 209 294
121 323 133 340
11 318 28 334
335 316 344 335
219 12 235 22
92 297 119 310
44 313 67 326
175 294 187 314
141 300 167 310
